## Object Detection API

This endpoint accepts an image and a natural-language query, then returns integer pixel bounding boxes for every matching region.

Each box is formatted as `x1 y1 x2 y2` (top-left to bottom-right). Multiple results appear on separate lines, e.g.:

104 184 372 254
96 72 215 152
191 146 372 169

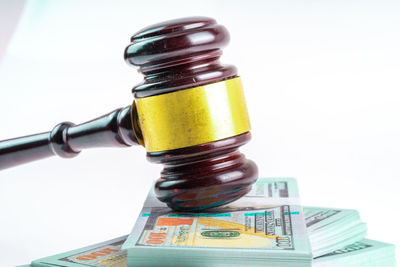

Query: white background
0 0 399 266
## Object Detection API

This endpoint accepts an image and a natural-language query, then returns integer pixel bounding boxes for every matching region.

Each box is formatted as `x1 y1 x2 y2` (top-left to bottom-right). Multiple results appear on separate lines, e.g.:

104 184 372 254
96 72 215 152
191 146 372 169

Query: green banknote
314 239 396 267
25 237 395 267
30 236 127 267
303 207 368 257
123 178 312 267
20 178 389 267
134 205 299 249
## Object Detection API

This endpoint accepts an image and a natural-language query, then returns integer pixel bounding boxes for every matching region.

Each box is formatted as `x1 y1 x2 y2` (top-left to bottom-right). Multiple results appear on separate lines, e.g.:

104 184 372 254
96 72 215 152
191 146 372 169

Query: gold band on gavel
134 77 251 152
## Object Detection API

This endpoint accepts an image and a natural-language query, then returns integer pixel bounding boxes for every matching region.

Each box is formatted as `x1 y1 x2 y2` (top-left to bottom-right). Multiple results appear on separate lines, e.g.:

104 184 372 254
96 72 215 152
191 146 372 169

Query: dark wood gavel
0 17 258 211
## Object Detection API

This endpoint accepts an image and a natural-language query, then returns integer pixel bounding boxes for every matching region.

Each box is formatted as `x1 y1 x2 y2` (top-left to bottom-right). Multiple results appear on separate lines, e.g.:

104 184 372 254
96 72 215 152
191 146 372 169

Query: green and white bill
303 207 368 257
123 178 313 267
24 237 395 267
20 178 394 267
30 236 127 267
314 239 396 267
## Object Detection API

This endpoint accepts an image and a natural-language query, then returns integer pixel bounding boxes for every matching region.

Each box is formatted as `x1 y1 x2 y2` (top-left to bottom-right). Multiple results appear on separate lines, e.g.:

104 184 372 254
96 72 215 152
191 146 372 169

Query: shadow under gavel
0 17 258 212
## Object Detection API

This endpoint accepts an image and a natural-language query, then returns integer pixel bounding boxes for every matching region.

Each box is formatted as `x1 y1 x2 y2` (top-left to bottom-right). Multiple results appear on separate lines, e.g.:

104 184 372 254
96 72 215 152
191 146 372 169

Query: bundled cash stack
304 207 368 257
122 178 312 267
22 178 396 267
24 236 396 267
313 239 397 267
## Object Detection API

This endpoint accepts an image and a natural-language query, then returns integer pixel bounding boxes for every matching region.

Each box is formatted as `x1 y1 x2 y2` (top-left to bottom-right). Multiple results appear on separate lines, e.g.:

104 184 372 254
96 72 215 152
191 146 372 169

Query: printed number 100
146 232 168 245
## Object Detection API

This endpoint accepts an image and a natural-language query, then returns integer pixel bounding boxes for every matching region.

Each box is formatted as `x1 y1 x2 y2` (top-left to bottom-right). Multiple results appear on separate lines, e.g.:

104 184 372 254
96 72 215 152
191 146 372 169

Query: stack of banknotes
22 236 396 267
20 178 396 267
304 206 367 257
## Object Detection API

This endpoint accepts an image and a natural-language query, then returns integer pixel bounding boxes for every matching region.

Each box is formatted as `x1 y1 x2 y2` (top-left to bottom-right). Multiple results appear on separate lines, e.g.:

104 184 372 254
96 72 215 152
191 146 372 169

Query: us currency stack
303 207 368 257
20 178 396 267
313 239 396 267
122 178 312 267
23 235 396 267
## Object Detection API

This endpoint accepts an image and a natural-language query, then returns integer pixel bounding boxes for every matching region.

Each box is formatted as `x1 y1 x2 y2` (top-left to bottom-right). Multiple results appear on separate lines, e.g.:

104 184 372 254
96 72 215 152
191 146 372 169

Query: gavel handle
0 105 141 170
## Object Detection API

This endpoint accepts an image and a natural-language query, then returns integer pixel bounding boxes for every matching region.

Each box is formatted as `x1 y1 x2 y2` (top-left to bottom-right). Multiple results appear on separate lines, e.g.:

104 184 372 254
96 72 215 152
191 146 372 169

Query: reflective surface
151 132 258 211
136 77 251 152
0 106 139 169
125 17 237 98
127 17 259 211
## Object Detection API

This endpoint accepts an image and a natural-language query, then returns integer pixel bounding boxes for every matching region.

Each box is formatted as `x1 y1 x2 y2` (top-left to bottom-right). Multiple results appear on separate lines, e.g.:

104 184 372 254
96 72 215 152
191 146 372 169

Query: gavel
0 17 258 211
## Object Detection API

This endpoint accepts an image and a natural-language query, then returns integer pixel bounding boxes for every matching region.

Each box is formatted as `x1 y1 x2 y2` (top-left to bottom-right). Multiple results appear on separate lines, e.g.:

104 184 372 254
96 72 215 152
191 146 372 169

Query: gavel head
125 17 258 211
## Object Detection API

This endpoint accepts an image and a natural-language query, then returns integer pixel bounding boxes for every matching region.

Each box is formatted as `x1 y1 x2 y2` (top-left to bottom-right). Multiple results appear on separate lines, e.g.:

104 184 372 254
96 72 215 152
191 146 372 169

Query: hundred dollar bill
303 207 368 257
245 178 298 198
134 205 299 250
314 239 396 267
21 202 391 267
215 178 301 212
123 178 312 267
22 238 396 267
304 207 361 230
30 236 127 267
